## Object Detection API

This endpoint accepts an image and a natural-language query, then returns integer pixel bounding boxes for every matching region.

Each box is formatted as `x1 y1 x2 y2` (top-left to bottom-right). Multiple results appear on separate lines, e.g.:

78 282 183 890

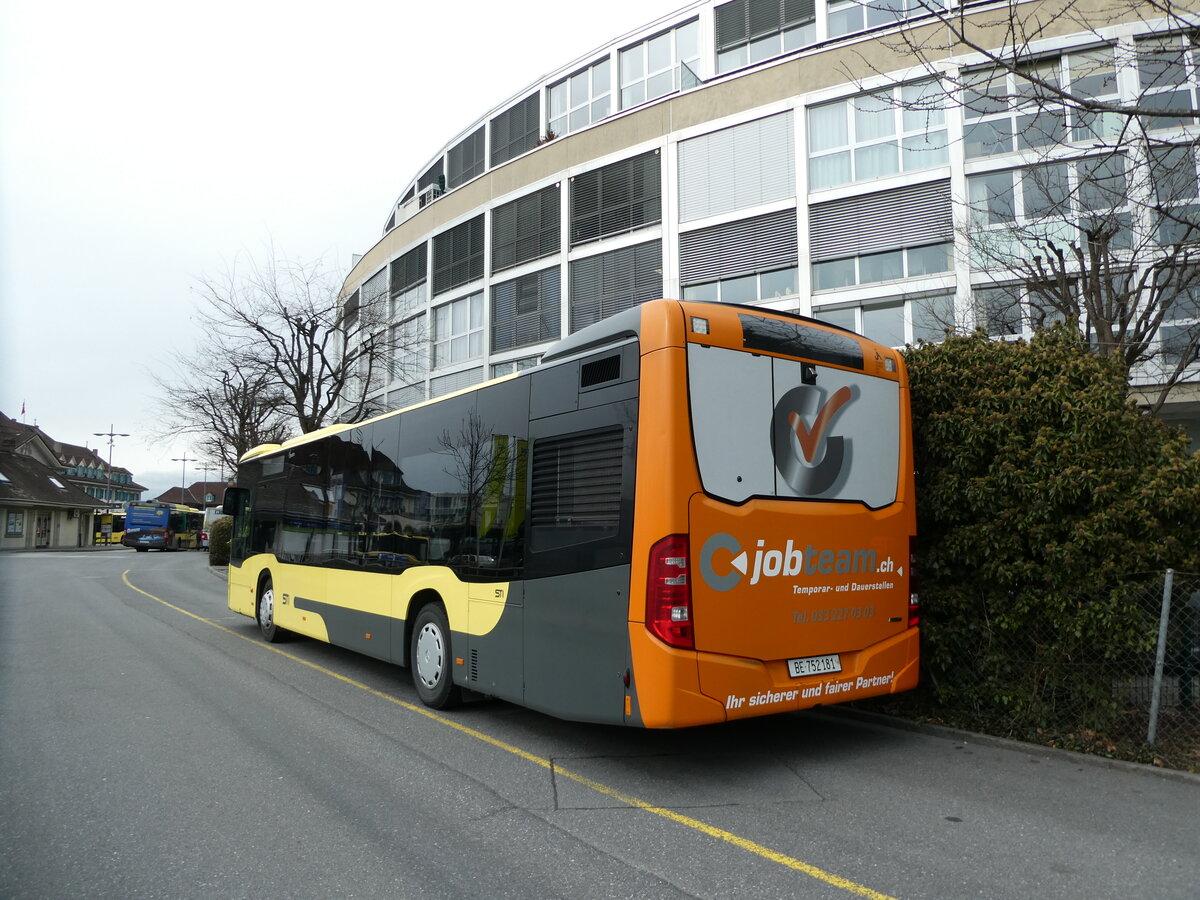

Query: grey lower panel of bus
293 566 635 726
517 564 633 726
293 596 398 664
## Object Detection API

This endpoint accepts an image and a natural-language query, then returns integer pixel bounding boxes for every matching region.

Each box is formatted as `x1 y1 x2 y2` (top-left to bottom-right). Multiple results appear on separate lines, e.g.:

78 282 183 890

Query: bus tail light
646 534 694 650
908 538 920 628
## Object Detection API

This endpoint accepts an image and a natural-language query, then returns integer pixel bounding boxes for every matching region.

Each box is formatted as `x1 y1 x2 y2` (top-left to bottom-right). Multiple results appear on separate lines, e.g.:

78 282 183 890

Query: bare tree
156 362 292 471
855 2 1200 408
193 252 401 435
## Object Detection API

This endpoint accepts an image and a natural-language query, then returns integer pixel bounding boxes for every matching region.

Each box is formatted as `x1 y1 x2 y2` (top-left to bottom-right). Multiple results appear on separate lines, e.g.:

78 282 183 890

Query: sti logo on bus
699 533 880 591
772 384 856 496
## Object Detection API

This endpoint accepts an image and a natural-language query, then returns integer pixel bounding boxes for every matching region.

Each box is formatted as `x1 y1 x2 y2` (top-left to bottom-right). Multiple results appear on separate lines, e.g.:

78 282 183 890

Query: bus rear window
688 345 899 508
738 313 864 370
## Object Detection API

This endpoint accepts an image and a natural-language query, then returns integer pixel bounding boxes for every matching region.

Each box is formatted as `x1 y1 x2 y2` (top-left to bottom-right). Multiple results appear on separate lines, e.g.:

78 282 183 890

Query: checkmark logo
787 385 853 465
773 384 856 496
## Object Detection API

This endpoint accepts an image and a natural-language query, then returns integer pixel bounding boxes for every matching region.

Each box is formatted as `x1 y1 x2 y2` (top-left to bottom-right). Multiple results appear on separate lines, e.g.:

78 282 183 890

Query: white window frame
431 292 484 369
548 57 612 137
808 80 948 190
619 19 700 110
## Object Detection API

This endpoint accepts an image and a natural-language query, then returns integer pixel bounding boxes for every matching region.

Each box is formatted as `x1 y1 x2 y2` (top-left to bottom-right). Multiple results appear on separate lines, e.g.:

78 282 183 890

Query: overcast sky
0 0 672 499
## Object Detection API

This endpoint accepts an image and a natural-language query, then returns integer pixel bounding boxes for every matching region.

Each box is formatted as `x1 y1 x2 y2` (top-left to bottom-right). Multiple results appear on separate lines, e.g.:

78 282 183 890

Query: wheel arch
403 588 445 667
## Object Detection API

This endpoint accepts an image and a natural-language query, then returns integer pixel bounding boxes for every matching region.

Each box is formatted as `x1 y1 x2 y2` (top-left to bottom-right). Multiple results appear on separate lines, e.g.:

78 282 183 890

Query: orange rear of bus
620 301 917 727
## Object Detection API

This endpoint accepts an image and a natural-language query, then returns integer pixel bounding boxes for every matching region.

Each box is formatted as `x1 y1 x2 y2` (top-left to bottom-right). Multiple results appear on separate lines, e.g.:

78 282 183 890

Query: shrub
208 516 233 567
903 325 1200 730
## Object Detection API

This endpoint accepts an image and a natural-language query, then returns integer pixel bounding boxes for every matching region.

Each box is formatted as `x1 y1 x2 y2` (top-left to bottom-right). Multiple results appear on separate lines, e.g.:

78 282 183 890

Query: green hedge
902 325 1200 732
208 516 233 567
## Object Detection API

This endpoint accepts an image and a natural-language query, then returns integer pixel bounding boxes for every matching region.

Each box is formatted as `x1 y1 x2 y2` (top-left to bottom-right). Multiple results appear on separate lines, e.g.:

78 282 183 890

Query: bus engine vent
470 648 479 682
581 354 621 388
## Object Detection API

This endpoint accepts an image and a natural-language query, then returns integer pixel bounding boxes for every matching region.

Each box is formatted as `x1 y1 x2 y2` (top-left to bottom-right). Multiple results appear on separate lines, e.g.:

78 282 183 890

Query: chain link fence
862 571 1200 772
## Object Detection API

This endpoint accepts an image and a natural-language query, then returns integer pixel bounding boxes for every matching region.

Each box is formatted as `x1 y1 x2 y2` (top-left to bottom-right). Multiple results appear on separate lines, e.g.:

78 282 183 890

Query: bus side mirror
222 488 247 517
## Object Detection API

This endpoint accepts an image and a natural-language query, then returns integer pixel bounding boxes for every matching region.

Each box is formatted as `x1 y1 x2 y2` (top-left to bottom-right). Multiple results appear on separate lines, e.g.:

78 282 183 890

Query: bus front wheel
410 604 461 709
257 577 286 643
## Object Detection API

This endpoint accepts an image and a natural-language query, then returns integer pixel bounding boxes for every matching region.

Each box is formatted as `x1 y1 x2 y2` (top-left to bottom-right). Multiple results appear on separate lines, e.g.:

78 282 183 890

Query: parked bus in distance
222 299 918 727
94 509 126 545
200 506 230 550
122 502 204 551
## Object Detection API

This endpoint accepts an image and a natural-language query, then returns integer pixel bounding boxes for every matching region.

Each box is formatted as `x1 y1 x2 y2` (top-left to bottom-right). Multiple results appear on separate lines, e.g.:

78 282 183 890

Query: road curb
813 705 1200 786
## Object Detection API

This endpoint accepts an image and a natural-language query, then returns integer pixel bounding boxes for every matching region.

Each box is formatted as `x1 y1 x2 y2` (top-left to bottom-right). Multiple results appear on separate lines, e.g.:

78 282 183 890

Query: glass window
813 305 857 332
911 291 955 342
907 243 951 277
682 267 798 304
492 356 540 378
859 250 904 283
1022 163 1070 219
968 172 1016 226
813 258 856 291
808 80 947 189
721 274 758 304
760 267 799 299
683 281 719 302
827 0 938 38
619 19 699 110
863 300 905 347
854 93 894 140
391 314 428 382
432 293 484 368
548 58 611 137
716 0 815 72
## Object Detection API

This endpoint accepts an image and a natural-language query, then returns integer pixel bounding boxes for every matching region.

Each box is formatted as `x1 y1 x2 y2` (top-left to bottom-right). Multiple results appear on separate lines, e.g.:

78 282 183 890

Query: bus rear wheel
257 577 286 643
410 604 461 709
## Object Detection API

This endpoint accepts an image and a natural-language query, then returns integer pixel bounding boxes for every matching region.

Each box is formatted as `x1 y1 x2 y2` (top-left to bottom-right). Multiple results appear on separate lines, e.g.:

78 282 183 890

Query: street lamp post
197 463 215 507
93 425 130 507
170 453 194 506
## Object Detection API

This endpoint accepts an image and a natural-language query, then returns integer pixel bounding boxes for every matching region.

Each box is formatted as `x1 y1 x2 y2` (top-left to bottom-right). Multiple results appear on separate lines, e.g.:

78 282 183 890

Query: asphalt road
0 549 1196 900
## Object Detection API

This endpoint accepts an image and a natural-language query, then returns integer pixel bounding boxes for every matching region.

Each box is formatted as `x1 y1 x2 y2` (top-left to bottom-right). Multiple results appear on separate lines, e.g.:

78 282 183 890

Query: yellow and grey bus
94 509 126 545
122 502 204 551
222 299 918 727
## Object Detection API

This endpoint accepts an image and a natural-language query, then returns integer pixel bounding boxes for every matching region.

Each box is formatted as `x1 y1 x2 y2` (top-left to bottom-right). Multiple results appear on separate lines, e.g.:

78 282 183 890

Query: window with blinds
492 267 561 352
432 215 484 296
361 266 388 308
715 0 815 72
448 127 485 190
419 159 444 193
679 208 797 284
430 367 484 398
390 245 427 297
492 184 561 273
570 150 662 246
569 241 662 332
490 93 540 168
808 180 952 260
678 112 795 222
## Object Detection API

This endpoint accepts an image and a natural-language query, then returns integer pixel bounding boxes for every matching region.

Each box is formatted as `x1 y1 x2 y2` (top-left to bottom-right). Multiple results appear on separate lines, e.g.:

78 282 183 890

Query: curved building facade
340 0 1200 440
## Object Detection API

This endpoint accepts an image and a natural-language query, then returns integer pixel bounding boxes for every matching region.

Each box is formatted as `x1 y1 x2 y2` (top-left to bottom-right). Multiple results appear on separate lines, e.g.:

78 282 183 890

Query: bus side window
251 518 277 556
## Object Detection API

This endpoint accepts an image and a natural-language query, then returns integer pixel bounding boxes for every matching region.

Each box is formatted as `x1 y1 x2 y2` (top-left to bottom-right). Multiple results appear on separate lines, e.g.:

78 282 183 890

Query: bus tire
257 576 286 643
410 604 461 709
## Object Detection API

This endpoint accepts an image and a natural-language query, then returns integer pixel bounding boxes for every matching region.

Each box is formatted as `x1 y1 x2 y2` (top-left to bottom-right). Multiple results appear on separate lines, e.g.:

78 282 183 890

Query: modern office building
339 0 1200 443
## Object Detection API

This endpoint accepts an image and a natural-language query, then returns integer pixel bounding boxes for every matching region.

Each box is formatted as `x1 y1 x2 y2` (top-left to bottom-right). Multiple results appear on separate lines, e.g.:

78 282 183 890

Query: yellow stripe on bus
122 569 900 900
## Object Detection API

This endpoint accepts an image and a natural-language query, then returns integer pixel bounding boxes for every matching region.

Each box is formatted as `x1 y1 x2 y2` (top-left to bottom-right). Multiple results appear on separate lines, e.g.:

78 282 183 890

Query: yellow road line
121 570 899 900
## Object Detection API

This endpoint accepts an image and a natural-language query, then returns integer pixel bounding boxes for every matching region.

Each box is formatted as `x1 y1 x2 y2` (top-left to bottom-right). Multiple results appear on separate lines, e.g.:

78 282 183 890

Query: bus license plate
787 654 842 678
